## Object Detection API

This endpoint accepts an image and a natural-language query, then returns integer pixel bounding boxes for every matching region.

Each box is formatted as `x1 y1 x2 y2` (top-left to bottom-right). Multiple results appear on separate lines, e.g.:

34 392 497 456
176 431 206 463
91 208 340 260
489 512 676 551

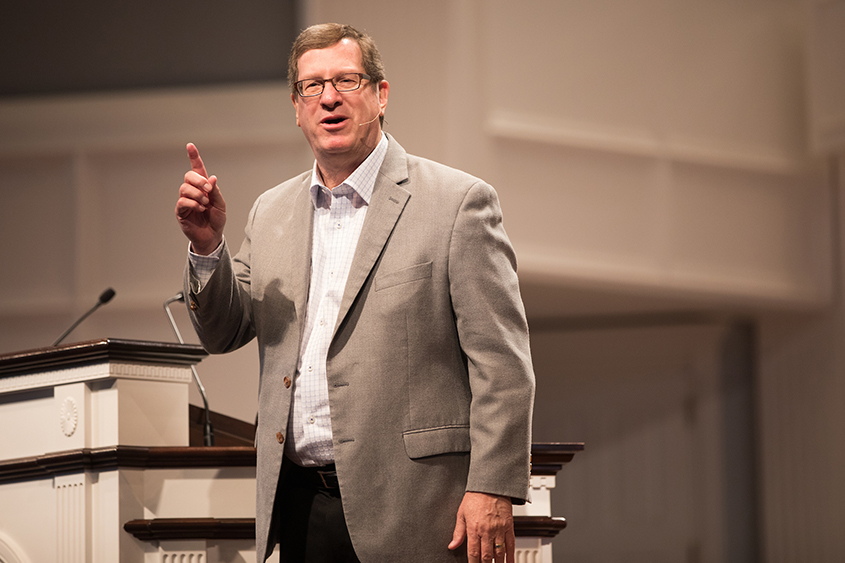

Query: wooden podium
0 338 225 563
0 339 580 563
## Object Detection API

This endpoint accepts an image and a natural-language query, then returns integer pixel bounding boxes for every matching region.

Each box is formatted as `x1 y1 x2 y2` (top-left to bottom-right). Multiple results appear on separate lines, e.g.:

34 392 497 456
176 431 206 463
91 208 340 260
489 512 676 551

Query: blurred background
2 0 844 561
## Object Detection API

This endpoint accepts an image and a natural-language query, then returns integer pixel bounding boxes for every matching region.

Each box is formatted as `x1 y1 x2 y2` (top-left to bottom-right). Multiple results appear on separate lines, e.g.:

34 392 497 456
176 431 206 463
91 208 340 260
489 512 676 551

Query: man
175 23 534 563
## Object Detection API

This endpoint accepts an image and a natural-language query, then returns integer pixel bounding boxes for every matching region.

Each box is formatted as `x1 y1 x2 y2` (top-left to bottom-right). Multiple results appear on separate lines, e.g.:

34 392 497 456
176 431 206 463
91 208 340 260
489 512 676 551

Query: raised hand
175 143 227 255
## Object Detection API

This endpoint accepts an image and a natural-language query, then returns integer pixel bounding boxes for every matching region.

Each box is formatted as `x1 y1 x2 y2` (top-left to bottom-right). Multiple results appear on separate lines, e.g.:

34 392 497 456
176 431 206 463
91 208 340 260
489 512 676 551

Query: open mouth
322 116 346 125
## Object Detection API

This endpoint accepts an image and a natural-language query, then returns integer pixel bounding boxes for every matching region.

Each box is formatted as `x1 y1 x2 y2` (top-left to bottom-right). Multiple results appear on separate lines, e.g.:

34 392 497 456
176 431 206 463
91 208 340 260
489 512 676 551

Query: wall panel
0 155 76 312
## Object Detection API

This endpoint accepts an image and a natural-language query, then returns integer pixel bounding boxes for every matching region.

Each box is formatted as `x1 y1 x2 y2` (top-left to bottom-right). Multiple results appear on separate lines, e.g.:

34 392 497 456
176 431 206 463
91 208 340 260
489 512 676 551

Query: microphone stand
164 292 214 446
53 288 116 346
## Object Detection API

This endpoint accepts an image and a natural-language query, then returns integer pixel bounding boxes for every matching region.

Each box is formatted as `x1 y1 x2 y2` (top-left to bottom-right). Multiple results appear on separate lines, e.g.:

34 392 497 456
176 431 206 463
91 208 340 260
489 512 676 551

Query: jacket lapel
266 174 314 343
333 136 410 337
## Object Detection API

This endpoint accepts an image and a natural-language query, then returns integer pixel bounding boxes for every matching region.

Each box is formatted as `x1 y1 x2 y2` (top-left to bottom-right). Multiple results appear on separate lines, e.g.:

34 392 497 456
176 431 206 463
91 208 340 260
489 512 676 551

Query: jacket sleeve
183 201 258 355
448 180 536 503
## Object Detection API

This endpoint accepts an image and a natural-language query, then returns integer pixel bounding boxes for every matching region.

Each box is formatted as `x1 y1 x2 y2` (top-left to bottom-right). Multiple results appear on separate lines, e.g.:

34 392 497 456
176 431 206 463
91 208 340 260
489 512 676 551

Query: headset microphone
357 111 382 127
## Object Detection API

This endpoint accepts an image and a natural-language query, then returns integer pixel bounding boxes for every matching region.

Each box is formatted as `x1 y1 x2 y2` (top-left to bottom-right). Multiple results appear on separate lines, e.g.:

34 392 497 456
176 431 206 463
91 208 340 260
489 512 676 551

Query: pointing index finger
186 143 208 179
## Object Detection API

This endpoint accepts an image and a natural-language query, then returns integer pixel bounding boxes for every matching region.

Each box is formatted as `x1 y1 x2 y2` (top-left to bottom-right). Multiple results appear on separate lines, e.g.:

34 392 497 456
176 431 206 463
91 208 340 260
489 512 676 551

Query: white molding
109 362 193 384
0 82 299 157
0 362 192 395
54 474 87 563
517 249 830 310
159 541 207 563
485 110 804 176
515 537 546 563
516 475 556 518
0 533 31 563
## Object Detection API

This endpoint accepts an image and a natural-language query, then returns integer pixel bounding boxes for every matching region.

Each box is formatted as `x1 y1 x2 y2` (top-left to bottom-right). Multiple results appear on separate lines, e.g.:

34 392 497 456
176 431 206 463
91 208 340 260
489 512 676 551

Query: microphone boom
52 288 116 346
164 291 215 446
357 111 381 126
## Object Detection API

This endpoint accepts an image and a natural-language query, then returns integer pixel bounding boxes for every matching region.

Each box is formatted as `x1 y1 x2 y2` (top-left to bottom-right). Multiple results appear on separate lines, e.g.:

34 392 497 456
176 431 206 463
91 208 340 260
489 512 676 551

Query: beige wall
756 156 845 563
2 0 845 560
307 0 830 315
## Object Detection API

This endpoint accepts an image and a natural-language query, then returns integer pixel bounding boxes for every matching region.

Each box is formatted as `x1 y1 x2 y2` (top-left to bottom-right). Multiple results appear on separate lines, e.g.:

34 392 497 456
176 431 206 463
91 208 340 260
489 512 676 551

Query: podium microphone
52 288 116 346
164 292 214 446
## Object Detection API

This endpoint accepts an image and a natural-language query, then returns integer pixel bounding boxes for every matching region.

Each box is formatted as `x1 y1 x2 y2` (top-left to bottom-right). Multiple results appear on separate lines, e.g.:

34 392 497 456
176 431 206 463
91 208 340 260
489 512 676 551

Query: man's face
292 39 389 173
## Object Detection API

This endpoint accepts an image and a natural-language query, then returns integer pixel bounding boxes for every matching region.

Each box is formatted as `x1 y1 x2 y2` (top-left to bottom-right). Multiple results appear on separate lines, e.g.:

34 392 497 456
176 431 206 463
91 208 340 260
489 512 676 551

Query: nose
319 80 342 107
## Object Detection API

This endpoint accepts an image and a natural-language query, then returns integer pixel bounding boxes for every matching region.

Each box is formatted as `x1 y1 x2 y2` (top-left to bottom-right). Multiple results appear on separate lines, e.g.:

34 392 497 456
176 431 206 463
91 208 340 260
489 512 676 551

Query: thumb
208 174 219 195
206 175 225 208
448 514 466 550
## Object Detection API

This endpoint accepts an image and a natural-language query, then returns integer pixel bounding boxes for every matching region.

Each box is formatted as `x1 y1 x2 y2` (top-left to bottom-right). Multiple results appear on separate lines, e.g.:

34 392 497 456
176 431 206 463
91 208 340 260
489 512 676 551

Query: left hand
448 491 515 563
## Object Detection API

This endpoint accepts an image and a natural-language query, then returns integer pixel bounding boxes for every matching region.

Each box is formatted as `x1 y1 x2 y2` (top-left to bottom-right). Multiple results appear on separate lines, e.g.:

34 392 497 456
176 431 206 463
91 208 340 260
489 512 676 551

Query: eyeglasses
295 73 372 97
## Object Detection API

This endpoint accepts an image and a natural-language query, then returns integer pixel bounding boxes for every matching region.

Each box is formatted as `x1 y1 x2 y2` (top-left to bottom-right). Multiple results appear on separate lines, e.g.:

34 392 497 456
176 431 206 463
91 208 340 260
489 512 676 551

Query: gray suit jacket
185 135 535 562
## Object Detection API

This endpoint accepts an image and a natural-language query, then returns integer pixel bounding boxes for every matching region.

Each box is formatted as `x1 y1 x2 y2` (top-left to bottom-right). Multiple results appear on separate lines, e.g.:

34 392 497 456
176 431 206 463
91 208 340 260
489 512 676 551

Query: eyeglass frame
294 72 373 98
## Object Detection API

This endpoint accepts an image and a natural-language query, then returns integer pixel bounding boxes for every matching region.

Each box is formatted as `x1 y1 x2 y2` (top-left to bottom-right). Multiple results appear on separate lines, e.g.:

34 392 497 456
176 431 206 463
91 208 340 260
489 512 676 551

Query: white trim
517 249 830 311
486 110 804 176
0 533 31 563
0 362 192 395
0 82 299 157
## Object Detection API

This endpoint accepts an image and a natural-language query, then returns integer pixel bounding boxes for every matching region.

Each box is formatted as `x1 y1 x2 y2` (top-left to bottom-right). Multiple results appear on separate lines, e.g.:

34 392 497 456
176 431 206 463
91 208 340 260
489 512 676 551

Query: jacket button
283 377 292 389
276 432 284 444
190 300 199 311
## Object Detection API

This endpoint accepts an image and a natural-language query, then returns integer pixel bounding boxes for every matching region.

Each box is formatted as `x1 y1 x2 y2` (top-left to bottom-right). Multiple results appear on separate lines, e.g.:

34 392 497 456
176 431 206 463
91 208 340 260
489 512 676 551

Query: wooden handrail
531 442 585 475
124 517 255 541
0 338 207 377
0 443 582 485
189 404 255 447
124 515 567 541
0 445 256 484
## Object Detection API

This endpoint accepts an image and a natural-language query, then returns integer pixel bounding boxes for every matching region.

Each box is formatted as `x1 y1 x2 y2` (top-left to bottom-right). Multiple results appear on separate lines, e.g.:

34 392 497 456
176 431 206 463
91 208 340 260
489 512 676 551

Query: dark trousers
276 461 361 563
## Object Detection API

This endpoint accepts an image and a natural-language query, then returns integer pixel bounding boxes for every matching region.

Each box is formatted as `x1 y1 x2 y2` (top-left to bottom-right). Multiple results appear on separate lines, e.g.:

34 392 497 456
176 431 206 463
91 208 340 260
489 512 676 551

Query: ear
378 80 390 114
291 92 300 127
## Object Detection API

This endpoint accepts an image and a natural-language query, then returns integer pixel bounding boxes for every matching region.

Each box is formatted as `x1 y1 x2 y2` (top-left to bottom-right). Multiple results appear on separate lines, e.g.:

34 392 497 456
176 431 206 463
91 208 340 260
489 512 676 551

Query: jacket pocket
403 425 471 459
375 261 433 291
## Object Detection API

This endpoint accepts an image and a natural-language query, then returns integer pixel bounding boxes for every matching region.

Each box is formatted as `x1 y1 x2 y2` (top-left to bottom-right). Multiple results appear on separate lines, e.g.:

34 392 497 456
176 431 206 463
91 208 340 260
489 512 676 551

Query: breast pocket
374 261 432 291
403 425 471 459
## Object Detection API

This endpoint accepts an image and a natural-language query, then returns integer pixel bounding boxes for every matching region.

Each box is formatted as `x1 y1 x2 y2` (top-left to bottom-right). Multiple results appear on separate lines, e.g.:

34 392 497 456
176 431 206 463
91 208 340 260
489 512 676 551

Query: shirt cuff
188 238 224 288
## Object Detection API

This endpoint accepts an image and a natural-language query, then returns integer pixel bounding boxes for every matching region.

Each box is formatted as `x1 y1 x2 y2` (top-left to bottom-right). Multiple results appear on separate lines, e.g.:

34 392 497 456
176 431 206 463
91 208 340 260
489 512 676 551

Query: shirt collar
309 133 388 210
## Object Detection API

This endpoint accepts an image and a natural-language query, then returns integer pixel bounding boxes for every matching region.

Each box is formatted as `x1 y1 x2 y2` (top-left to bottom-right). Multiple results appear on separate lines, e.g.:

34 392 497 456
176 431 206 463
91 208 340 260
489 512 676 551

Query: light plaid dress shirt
190 133 388 467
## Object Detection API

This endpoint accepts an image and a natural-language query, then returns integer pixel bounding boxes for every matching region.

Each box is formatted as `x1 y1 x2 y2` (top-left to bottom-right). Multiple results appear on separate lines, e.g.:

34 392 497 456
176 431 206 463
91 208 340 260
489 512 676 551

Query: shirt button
336 222 342 229
308 365 313 372
276 432 284 444
308 416 316 424
283 377 291 389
